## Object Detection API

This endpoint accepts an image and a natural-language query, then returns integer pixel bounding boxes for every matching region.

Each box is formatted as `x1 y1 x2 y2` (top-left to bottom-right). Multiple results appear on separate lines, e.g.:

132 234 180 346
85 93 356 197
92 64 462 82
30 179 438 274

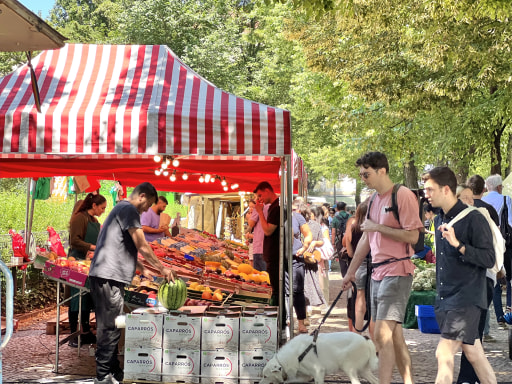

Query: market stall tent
0 44 291 193
0 43 297 332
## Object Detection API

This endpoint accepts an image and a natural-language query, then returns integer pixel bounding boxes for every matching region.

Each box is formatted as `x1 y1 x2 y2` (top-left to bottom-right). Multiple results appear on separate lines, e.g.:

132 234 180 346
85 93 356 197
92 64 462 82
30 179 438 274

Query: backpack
446 206 504 275
499 196 512 247
333 212 349 253
367 184 426 253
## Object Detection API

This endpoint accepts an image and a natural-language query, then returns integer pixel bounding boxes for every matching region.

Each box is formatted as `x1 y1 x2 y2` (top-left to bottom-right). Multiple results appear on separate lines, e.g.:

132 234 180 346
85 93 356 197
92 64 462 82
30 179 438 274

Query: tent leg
24 178 31 247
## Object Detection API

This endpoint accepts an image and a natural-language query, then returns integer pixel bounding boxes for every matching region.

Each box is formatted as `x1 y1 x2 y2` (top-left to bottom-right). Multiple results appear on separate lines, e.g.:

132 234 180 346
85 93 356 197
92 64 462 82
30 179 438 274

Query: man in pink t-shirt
247 201 269 272
341 151 423 384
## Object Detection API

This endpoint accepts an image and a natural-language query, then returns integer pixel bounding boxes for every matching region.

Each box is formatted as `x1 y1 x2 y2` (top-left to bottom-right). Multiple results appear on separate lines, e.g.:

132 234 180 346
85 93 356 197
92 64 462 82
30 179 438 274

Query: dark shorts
435 306 481 345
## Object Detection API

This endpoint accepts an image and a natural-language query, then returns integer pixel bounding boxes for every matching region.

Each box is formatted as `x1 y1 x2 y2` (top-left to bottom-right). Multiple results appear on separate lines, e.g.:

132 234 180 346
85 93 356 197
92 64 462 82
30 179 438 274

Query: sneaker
497 316 508 328
68 337 78 348
506 306 512 314
483 334 496 343
94 374 118 384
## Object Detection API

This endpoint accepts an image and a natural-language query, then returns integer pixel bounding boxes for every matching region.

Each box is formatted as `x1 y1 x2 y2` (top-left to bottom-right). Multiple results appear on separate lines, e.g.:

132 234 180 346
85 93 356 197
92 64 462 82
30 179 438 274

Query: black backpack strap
367 192 378 220
384 183 401 224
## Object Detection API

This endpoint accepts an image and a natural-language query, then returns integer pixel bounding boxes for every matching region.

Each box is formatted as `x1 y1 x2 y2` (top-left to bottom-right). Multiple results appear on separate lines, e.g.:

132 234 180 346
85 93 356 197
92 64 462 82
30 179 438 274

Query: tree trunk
506 134 512 177
403 153 419 189
490 121 505 176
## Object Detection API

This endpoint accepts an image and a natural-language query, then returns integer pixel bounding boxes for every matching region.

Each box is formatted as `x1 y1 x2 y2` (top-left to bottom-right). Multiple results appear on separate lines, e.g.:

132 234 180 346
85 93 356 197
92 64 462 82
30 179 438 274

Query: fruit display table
43 274 90 373
403 290 436 329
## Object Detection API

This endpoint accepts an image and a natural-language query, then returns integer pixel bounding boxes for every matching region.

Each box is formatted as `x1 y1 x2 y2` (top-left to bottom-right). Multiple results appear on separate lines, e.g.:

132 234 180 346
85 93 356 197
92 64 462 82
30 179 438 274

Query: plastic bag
8 229 29 261
47 226 67 257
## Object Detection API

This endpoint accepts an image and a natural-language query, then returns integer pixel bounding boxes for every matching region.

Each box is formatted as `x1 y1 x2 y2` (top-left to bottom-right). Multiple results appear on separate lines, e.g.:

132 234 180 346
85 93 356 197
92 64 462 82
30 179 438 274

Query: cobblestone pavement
2 267 511 383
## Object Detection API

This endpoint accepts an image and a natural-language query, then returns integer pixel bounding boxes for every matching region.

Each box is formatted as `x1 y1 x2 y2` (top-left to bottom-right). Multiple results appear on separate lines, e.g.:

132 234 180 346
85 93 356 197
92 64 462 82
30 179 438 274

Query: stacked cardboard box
239 307 278 384
123 304 279 383
124 308 165 382
162 311 202 383
200 308 241 384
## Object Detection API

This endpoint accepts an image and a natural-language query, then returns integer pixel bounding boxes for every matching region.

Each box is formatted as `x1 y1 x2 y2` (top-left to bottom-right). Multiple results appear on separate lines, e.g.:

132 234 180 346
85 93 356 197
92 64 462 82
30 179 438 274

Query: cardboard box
239 349 275 383
162 348 200 383
163 312 202 349
66 270 89 287
43 261 69 280
123 347 162 382
201 312 240 352
239 311 278 352
124 287 158 307
201 350 238 384
125 310 164 348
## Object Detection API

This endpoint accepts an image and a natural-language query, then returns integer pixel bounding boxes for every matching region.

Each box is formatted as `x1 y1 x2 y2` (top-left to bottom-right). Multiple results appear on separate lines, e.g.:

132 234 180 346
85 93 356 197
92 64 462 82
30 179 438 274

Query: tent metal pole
285 156 293 337
278 158 285 338
24 178 31 249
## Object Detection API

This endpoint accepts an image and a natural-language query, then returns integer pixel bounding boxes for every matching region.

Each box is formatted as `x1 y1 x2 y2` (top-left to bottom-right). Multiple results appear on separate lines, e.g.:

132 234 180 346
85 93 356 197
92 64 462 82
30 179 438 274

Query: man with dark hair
89 182 174 384
141 195 171 242
456 176 501 383
341 151 423 384
331 201 350 275
423 167 496 384
467 175 499 225
253 181 280 301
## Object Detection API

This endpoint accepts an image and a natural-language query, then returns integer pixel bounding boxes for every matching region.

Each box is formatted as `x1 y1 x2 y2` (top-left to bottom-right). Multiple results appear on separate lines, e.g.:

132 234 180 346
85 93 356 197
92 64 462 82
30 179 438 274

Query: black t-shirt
263 198 280 264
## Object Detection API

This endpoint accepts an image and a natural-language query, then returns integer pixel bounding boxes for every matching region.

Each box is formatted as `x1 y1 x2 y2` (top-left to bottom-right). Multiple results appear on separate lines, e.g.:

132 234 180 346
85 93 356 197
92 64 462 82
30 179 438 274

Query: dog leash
297 281 358 362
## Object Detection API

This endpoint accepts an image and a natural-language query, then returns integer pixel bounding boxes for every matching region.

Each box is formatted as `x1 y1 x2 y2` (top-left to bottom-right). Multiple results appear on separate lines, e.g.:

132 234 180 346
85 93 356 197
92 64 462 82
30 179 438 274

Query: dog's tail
365 337 379 371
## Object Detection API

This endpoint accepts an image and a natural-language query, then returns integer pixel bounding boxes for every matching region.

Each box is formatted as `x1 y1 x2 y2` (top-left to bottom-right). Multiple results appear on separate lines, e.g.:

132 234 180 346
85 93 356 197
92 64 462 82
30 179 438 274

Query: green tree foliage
287 0 512 180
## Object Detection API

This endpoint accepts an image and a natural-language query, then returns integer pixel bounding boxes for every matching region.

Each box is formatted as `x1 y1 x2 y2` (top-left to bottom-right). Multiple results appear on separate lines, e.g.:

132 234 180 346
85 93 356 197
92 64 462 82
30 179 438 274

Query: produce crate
415 305 440 334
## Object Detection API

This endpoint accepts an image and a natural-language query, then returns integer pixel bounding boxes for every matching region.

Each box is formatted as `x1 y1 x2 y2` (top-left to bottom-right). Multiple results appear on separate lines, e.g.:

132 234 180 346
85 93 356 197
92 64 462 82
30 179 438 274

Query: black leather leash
297 281 360 362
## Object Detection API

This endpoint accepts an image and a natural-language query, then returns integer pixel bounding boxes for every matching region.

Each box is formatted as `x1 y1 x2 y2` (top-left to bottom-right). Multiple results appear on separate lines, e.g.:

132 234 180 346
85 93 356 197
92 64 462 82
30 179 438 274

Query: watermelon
158 278 188 310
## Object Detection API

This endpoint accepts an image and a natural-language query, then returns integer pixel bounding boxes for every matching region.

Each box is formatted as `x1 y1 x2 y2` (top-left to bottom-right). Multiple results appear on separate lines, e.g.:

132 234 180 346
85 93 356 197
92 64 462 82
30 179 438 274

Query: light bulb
223 186 228 191
199 175 205 183
182 172 189 180
163 170 169 177
205 174 211 183
161 162 168 169
170 173 176 182
153 155 161 163
154 169 161 176
172 158 180 167
221 177 227 186
210 176 215 183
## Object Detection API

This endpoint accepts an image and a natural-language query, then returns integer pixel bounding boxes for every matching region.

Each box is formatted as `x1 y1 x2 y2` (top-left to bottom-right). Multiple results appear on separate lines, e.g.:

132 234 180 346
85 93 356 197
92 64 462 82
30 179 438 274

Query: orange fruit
202 291 213 300
212 292 223 301
238 264 253 274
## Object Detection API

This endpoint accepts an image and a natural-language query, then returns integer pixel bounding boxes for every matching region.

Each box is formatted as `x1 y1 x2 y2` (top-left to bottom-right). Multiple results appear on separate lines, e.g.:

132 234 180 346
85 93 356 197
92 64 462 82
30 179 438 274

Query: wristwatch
456 241 465 252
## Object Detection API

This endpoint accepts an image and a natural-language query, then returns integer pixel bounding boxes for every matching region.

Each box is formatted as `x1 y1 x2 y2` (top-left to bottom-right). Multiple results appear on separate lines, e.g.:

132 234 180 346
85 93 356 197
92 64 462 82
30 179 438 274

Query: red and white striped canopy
0 44 295 193
0 44 291 157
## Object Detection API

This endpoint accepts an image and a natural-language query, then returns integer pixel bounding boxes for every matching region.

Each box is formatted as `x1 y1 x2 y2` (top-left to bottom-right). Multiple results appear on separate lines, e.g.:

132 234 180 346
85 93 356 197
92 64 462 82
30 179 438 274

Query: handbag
319 239 335 261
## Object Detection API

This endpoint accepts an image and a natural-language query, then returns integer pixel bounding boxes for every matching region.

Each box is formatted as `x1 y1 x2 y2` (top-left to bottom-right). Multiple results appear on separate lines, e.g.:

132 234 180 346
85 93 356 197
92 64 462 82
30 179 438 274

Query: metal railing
0 260 15 383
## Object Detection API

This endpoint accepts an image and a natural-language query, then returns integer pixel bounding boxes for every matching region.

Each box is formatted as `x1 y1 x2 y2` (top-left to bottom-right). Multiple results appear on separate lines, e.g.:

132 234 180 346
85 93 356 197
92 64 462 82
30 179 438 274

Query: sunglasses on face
359 171 372 179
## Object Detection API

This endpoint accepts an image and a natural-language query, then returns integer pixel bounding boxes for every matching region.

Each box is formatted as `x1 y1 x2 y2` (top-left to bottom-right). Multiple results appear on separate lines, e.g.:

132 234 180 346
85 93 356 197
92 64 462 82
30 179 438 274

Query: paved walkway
1 268 511 383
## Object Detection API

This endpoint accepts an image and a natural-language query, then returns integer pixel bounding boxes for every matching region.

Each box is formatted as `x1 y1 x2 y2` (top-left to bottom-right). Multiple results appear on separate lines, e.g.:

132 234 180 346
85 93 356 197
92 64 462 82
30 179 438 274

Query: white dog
260 332 379 384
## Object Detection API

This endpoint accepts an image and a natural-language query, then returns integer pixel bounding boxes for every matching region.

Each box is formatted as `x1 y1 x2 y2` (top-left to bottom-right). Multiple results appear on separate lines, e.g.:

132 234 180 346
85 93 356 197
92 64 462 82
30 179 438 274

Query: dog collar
275 355 288 381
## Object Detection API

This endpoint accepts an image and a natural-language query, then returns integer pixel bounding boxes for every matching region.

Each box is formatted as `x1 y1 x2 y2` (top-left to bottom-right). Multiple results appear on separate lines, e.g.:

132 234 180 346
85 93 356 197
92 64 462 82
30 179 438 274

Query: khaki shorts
371 275 413 323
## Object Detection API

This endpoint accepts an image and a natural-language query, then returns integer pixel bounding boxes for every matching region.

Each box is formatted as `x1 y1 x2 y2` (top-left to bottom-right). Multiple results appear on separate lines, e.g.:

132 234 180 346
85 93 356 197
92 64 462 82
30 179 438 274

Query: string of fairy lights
153 155 241 192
